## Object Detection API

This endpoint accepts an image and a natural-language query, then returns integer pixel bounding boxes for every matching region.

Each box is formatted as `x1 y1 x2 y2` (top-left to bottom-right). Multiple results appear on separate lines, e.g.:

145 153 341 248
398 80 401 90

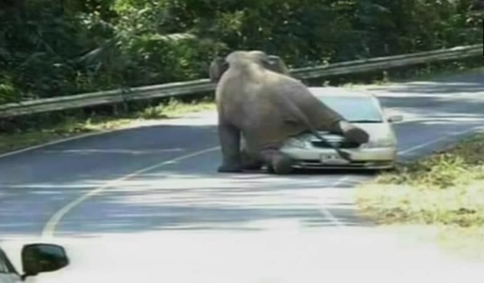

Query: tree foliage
0 0 481 104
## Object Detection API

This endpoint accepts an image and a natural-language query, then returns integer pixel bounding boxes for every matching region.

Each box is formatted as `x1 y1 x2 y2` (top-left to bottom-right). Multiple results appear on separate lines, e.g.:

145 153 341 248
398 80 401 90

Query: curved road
2 69 484 282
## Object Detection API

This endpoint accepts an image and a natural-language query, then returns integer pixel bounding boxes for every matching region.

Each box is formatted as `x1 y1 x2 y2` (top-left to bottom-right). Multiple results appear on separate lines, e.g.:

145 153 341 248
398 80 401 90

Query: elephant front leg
332 120 369 144
217 123 243 173
259 148 295 175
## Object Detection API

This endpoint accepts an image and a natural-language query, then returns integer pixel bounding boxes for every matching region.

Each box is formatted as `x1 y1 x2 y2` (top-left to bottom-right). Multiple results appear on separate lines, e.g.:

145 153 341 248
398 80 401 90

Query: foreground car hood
293 123 395 142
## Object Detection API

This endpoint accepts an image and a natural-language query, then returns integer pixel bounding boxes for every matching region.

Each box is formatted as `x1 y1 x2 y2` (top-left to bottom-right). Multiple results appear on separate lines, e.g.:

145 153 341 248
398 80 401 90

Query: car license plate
320 153 349 164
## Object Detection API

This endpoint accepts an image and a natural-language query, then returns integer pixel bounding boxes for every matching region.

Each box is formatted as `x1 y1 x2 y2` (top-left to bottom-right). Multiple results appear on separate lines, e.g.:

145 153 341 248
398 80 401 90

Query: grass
356 132 484 259
0 98 215 154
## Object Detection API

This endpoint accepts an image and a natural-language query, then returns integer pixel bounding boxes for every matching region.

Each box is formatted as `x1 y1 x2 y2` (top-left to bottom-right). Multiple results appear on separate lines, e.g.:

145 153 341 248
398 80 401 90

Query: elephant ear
264 55 290 75
209 57 229 83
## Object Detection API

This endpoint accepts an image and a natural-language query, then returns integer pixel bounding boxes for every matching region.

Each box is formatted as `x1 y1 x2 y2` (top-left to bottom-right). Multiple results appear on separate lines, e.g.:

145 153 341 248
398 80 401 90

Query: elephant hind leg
259 148 295 175
217 122 243 173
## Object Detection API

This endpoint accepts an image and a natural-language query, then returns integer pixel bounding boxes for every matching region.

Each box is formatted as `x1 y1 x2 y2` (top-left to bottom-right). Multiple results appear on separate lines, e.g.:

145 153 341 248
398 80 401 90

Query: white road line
0 112 215 160
0 111 424 161
8 112 476 237
317 175 351 228
0 125 155 159
0 129 124 159
40 125 484 237
398 126 483 155
41 146 221 239
0 111 434 161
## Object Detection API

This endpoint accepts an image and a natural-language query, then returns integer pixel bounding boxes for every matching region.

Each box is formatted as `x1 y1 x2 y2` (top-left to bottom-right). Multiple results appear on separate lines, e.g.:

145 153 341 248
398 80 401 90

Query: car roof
308 87 376 99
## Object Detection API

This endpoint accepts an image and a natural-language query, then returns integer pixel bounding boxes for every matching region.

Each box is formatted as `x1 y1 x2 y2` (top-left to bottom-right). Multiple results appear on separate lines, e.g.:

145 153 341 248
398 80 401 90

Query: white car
278 87 402 171
0 243 69 283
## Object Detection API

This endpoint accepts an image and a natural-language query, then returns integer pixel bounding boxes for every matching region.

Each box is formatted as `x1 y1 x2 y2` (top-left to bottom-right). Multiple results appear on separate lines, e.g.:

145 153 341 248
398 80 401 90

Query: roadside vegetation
0 0 483 154
356 132 484 259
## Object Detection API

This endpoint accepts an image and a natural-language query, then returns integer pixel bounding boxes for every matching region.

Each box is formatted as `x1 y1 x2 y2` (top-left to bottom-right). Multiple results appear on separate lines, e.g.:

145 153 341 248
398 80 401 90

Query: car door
0 247 21 283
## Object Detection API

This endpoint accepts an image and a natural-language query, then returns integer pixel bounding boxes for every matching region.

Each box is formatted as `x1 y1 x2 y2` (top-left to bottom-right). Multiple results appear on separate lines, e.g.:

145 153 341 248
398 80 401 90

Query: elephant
209 50 370 174
210 52 292 171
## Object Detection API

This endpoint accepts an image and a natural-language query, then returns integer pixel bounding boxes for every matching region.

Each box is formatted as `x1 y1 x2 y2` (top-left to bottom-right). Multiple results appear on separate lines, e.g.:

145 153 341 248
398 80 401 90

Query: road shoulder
356 131 484 261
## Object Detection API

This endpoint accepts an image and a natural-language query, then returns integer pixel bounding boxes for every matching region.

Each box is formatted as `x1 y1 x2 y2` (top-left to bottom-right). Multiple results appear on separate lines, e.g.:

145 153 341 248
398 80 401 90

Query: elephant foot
241 153 264 171
337 120 369 144
346 127 369 144
242 162 263 171
217 164 243 173
270 154 295 175
259 149 295 175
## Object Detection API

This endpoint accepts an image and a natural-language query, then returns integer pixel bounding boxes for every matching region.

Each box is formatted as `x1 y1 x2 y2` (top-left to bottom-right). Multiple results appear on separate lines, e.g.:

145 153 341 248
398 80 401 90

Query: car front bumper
280 147 397 170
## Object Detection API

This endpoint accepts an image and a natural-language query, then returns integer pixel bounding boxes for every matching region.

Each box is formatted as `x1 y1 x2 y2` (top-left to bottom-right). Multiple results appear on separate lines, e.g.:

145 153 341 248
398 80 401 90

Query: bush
0 0 482 103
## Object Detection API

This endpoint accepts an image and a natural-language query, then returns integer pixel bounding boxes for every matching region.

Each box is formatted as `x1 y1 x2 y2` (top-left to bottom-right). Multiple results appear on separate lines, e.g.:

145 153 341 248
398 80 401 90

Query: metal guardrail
0 44 481 118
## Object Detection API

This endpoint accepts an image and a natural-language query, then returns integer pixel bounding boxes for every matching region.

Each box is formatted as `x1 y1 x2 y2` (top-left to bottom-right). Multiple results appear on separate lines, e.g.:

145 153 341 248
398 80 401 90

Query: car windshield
318 96 383 123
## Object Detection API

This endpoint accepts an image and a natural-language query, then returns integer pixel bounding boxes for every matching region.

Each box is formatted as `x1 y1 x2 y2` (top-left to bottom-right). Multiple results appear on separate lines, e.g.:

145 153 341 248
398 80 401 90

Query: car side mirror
21 243 69 279
387 114 403 123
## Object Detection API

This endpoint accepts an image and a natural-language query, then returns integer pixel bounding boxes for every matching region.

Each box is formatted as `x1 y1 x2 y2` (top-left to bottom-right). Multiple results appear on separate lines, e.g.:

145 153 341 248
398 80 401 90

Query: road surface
1 69 484 282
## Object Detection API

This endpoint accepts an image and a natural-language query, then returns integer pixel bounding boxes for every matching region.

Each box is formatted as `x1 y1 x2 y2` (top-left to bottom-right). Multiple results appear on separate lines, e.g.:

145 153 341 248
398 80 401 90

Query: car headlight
362 138 395 148
284 138 308 148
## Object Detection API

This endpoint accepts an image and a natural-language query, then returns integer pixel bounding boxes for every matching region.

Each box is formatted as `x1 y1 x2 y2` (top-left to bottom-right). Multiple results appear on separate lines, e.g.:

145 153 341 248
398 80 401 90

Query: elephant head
247 50 290 75
209 57 229 83
209 50 290 83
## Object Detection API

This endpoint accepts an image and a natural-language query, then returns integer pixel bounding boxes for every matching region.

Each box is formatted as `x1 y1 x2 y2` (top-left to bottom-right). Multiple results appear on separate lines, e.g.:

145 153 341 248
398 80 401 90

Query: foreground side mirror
21 243 69 279
387 114 403 123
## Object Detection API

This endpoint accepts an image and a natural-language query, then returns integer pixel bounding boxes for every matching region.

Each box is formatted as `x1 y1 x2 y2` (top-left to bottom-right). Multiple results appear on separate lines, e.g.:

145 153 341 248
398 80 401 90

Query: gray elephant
209 50 369 174
210 53 292 171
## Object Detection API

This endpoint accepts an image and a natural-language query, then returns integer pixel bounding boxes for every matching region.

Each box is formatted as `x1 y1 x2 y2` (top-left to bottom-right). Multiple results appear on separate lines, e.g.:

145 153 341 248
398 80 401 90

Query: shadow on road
52 169 372 237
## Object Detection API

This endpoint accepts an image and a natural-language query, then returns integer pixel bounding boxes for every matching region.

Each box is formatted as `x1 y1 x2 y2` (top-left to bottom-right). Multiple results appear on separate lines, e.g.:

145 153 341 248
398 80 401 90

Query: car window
318 96 383 123
0 248 17 274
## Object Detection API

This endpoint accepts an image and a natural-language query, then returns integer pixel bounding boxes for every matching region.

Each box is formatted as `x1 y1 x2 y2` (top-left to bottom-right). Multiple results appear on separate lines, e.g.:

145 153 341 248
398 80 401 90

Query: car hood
294 123 394 142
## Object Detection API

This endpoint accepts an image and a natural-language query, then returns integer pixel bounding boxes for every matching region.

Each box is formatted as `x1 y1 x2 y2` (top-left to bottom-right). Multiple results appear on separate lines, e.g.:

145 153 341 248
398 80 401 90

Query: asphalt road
1 69 484 282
